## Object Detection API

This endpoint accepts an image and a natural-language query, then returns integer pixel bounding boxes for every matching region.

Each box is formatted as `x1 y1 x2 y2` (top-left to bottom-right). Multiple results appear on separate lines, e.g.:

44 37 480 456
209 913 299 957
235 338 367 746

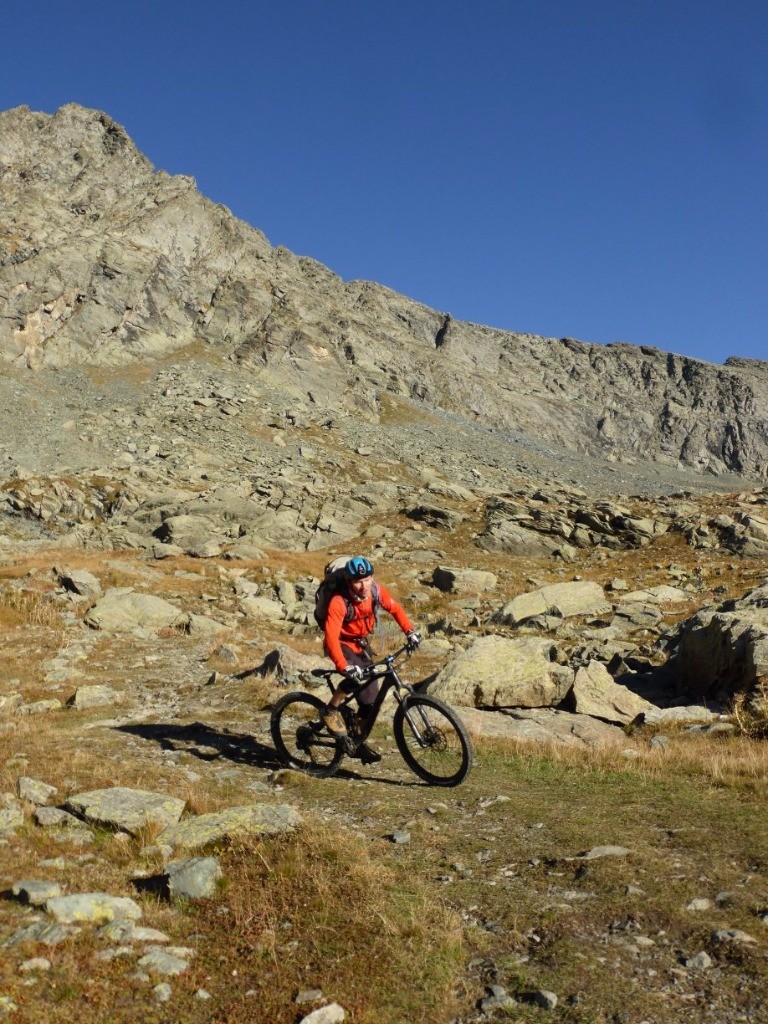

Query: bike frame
314 645 433 748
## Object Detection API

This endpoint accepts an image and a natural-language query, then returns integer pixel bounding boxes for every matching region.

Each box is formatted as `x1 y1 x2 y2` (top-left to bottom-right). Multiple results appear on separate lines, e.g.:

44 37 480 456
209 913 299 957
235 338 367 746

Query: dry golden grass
472 727 768 790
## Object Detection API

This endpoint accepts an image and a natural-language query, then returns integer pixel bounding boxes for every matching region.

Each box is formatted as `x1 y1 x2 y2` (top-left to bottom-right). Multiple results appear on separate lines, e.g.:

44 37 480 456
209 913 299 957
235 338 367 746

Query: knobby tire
393 694 473 786
270 691 344 778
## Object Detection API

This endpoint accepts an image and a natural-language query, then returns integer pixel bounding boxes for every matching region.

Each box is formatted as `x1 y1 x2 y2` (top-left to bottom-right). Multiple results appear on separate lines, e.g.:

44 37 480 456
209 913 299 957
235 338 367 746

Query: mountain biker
322 556 421 764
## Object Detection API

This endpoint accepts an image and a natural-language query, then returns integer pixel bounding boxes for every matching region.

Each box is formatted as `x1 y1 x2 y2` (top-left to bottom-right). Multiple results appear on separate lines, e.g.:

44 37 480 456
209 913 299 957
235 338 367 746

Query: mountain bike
270 644 473 786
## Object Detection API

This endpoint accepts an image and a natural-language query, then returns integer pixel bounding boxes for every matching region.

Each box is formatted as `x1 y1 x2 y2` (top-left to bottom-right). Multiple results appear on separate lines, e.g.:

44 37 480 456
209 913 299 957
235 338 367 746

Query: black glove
406 630 422 650
343 664 364 682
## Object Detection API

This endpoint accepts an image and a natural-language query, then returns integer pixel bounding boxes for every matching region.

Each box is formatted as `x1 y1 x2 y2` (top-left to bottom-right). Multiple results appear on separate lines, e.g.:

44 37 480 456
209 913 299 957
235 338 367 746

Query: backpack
314 555 380 630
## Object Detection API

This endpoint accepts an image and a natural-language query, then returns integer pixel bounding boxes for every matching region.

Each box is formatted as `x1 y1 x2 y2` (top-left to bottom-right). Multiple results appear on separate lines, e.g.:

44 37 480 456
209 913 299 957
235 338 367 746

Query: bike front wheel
270 691 344 778
393 695 473 786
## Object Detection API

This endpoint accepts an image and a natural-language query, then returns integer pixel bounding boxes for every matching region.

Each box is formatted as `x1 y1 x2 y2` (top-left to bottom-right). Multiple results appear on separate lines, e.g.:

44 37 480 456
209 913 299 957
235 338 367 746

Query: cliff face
2 103 768 479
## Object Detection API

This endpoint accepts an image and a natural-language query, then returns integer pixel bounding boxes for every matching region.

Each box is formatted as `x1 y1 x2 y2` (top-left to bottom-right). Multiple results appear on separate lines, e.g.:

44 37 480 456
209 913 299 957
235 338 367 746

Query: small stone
685 951 713 970
94 946 134 962
17 777 58 805
298 1004 346 1024
479 985 516 1012
195 989 212 1000
712 928 757 945
137 949 190 976
0 996 18 1013
649 735 669 750
0 807 24 832
575 845 631 860
532 989 558 1009
153 982 173 1002
296 989 324 1004
390 831 411 844
166 856 222 899
18 957 51 974
2 921 80 947
33 806 79 828
686 898 712 912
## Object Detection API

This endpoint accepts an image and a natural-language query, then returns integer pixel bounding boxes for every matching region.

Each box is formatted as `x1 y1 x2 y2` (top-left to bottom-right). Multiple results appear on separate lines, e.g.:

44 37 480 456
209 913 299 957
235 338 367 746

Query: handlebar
310 642 414 681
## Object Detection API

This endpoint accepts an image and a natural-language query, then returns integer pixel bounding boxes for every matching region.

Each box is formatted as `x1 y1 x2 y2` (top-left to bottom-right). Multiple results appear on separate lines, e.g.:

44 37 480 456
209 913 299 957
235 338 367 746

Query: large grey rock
65 787 186 835
431 636 574 708
673 581 768 701
432 566 497 594
158 803 302 850
68 684 120 709
255 644 327 684
239 595 285 620
56 567 102 598
492 580 609 627
11 880 62 906
570 661 657 724
458 705 626 747
83 590 186 632
46 893 142 924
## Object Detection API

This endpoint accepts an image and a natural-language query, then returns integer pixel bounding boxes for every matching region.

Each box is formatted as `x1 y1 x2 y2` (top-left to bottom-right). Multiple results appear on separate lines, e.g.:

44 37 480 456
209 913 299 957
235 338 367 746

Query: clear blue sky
4 1 768 366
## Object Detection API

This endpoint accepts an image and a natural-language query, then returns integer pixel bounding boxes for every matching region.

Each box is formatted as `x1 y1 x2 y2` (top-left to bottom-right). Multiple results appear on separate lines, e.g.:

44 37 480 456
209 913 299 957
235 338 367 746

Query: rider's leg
322 645 371 735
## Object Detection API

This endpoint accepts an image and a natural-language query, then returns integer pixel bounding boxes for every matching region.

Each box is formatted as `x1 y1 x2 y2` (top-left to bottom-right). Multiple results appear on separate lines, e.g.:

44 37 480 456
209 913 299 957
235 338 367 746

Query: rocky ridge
3 102 768 481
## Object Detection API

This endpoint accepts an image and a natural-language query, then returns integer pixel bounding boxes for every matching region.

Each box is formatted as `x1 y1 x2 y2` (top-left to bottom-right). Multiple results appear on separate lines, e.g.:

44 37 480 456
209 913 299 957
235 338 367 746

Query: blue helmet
345 556 374 580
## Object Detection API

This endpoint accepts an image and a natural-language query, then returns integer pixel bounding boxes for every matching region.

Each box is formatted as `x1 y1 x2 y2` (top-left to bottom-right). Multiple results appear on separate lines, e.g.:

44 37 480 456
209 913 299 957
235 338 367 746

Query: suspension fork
394 681 435 749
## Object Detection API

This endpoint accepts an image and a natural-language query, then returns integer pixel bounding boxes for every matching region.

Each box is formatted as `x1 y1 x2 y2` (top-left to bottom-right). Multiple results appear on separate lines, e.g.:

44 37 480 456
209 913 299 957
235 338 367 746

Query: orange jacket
324 582 413 672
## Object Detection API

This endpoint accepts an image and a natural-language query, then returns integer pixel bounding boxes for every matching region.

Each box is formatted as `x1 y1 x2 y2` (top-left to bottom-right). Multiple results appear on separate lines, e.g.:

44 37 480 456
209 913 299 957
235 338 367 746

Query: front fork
394 680 433 749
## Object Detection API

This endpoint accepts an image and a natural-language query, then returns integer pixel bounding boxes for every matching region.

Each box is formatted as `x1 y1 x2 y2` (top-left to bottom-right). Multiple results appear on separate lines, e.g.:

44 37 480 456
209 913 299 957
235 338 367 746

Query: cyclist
322 556 421 763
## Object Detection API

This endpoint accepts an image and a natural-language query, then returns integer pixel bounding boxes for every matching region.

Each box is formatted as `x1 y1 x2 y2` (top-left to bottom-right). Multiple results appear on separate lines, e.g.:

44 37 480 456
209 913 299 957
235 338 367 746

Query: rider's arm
376 583 413 635
324 594 350 672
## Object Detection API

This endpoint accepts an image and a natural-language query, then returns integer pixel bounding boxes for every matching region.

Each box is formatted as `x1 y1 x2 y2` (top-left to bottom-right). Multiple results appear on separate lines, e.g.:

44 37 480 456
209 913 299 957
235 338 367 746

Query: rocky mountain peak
1 103 768 482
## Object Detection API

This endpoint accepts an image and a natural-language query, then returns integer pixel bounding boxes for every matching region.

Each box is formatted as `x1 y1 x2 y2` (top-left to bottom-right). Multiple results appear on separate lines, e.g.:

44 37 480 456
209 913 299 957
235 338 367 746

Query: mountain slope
2 103 768 480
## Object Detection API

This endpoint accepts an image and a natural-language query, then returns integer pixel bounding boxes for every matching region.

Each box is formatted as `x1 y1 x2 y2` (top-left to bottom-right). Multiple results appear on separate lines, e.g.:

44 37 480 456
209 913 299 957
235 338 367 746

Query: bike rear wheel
393 695 473 786
270 691 344 778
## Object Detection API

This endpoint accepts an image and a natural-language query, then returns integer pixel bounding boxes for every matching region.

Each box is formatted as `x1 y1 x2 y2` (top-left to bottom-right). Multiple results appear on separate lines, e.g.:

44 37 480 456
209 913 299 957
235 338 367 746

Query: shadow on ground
115 721 283 771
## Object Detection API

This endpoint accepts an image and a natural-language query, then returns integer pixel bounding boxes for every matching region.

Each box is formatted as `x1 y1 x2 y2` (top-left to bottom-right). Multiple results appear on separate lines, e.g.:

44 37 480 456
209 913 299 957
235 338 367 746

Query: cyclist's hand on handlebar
343 664 365 682
406 630 422 650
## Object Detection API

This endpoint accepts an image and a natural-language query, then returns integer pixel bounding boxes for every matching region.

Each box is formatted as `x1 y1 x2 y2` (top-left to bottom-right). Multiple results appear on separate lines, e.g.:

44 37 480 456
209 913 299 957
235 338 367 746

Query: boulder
476 520 570 558
11 880 62 906
56 567 102 599
431 636 573 708
458 706 626 747
46 893 142 925
493 580 609 627
569 661 656 724
432 566 497 594
84 589 186 632
239 595 285 620
255 644 327 684
158 803 302 850
68 684 120 710
65 787 186 836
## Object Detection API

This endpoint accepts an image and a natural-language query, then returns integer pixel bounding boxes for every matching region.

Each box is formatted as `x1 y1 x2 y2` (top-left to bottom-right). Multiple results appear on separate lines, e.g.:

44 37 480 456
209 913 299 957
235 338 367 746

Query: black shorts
339 644 378 706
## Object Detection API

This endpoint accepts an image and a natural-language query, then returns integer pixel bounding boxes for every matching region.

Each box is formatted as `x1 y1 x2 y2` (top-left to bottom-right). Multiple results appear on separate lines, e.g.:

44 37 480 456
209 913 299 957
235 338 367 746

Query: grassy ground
0 535 767 1022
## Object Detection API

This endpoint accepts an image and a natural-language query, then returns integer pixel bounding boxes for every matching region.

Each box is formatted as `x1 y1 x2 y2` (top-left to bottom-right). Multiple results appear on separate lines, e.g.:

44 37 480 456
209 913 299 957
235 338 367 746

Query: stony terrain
0 103 767 1023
